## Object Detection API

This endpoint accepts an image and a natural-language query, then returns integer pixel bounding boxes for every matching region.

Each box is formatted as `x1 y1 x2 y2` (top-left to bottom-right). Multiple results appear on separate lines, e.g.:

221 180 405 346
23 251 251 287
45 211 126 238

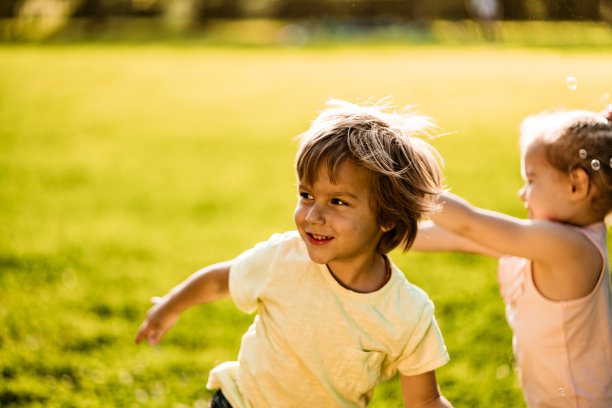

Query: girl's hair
295 99 443 254
520 109 612 217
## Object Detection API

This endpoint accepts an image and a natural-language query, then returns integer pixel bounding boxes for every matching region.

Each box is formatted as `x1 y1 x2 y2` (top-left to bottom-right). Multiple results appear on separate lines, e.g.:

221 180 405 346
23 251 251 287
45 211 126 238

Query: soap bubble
496 364 510 379
135 389 149 403
119 368 134 385
566 76 577 90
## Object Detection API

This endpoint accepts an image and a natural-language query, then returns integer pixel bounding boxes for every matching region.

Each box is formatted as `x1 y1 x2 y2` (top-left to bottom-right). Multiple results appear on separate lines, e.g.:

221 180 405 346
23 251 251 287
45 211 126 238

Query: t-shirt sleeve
395 300 449 376
229 233 283 314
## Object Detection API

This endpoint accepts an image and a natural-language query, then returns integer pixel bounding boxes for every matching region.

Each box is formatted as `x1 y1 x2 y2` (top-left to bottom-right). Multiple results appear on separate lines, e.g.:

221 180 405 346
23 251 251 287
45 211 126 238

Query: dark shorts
210 390 233 408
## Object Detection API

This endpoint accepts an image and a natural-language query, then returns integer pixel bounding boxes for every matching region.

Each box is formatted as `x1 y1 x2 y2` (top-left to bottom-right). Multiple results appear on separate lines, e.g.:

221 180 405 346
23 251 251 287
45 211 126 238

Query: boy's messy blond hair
520 109 612 218
295 99 443 254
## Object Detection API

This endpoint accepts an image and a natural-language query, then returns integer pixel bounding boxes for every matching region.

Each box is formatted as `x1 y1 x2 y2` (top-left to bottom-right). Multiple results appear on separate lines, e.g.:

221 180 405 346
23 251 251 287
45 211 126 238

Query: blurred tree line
1 0 609 21
1 0 611 42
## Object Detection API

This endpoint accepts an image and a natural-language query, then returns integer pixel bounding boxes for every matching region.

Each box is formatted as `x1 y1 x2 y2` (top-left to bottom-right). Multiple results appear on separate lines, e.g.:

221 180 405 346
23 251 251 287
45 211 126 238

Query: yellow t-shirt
207 231 449 408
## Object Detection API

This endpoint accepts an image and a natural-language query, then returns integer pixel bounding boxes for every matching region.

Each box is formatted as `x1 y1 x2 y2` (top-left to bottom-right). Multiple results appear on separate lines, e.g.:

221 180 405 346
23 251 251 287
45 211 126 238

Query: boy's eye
299 192 313 200
331 198 348 206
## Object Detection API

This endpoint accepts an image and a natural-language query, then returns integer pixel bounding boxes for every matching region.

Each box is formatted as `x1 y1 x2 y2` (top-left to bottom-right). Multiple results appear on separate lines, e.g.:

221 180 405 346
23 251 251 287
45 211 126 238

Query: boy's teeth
313 234 330 240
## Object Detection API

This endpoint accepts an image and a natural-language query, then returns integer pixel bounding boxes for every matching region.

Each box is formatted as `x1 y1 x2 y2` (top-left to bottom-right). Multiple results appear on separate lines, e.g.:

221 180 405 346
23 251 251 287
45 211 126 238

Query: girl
135 99 453 408
415 107 612 407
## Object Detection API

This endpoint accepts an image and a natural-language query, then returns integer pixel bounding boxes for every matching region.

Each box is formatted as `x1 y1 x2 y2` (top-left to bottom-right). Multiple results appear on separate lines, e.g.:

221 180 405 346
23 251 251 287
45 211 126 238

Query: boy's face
294 160 384 271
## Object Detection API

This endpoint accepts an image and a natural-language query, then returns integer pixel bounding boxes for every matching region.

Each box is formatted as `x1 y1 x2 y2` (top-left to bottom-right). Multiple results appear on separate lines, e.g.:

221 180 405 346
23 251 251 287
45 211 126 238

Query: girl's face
519 143 573 221
294 160 384 272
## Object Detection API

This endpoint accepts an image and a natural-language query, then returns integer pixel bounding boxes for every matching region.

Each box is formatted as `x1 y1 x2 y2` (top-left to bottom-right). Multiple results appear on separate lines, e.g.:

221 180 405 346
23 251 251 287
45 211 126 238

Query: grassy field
1 40 611 407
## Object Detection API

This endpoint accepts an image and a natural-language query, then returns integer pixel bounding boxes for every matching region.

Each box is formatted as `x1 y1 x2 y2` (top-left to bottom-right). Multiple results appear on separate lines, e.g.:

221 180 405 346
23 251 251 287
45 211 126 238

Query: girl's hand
135 296 180 346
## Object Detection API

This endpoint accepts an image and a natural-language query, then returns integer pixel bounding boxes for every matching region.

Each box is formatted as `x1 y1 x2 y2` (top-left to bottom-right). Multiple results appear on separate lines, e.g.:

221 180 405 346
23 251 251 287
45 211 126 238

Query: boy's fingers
135 320 159 345
135 321 167 346
135 327 145 344
135 321 150 344
147 324 169 345
135 297 169 345
135 298 162 345
148 331 161 345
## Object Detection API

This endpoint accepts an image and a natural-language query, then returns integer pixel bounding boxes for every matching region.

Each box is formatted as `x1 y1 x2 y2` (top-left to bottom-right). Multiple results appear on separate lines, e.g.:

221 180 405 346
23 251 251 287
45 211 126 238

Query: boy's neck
327 254 390 293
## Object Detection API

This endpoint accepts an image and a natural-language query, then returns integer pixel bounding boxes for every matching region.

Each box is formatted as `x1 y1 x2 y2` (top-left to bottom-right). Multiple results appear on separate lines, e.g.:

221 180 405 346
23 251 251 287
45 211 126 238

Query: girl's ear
569 167 591 199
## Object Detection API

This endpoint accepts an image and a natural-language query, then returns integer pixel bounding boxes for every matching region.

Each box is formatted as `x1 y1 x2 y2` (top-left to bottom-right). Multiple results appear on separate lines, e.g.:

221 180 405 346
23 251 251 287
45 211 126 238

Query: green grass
1 41 611 407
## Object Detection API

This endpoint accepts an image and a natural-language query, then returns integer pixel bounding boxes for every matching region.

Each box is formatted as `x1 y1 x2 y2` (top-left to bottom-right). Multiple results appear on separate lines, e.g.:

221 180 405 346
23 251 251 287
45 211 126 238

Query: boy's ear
569 167 591 199
381 224 395 232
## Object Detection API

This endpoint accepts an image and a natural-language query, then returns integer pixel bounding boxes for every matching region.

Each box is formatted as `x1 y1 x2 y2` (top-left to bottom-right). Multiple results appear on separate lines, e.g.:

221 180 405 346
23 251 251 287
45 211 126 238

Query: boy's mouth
307 233 333 244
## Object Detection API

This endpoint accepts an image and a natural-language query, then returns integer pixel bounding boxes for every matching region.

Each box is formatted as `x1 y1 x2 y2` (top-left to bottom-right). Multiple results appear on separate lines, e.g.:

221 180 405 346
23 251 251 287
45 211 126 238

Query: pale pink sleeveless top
497 222 612 408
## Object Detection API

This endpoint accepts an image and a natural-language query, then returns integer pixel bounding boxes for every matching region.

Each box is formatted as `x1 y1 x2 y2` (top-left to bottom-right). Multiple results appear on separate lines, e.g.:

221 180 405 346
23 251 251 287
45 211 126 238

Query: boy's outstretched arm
135 261 232 345
400 371 453 408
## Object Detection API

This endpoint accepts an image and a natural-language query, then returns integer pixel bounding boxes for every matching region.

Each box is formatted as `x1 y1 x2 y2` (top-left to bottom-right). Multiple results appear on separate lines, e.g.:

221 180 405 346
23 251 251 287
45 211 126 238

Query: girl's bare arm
430 193 602 299
413 220 502 257
430 193 595 265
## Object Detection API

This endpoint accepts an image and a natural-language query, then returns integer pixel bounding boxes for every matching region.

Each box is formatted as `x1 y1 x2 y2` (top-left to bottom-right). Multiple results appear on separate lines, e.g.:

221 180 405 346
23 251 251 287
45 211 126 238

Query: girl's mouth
307 233 333 245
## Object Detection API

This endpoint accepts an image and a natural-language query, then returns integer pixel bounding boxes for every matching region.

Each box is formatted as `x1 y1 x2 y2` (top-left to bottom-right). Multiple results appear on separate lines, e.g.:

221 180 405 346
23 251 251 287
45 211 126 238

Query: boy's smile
294 160 386 286
306 233 333 245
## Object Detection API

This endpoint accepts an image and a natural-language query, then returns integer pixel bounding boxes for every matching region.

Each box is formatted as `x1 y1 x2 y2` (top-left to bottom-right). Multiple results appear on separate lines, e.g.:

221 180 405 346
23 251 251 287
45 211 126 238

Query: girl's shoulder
530 221 606 301
521 220 600 261
570 221 608 249
551 221 607 263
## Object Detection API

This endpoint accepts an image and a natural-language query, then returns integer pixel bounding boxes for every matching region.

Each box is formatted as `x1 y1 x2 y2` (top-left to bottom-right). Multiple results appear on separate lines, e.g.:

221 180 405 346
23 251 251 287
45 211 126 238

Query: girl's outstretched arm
413 220 501 257
430 193 602 301
400 371 453 408
430 193 595 264
135 261 232 345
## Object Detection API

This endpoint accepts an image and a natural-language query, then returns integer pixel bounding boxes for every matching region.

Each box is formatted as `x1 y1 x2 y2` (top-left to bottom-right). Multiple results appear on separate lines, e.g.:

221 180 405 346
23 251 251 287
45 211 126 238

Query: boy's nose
305 203 325 224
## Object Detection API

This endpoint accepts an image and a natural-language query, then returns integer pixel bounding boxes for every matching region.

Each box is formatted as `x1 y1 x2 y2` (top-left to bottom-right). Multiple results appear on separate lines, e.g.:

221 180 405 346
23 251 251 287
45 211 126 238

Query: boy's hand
135 296 180 346
134 261 232 346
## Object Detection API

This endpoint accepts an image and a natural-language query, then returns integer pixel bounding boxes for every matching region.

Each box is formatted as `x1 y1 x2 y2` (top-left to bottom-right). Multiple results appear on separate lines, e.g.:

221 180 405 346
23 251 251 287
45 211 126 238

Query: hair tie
578 149 612 171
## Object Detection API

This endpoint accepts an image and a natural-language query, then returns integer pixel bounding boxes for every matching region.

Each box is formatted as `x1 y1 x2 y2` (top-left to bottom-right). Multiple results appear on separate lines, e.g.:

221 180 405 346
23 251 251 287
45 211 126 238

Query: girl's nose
518 186 526 201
